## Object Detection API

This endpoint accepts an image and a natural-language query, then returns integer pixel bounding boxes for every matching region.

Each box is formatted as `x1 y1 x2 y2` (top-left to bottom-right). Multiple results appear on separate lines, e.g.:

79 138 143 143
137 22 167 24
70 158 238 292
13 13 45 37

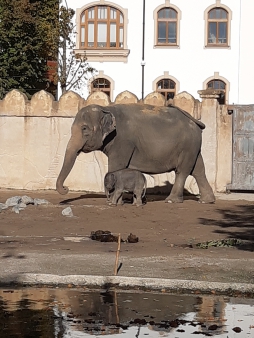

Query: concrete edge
1 274 254 295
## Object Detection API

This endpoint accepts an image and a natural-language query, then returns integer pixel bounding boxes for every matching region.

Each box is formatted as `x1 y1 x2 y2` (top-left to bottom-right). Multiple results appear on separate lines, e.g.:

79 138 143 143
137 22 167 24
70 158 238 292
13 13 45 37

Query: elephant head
104 173 116 194
56 105 116 195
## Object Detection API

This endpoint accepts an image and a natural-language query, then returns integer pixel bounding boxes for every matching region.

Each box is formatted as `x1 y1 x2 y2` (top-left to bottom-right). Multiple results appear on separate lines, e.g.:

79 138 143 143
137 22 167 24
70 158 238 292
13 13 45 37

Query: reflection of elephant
104 169 147 206
56 103 215 203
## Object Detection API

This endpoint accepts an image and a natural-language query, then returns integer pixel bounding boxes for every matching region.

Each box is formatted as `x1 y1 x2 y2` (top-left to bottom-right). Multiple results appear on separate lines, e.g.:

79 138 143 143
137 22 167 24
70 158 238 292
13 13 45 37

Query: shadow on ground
199 204 254 252
59 184 199 204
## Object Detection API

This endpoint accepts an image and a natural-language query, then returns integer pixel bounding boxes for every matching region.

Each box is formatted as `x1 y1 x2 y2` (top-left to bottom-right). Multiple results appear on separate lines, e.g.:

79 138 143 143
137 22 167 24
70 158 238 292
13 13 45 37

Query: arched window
207 79 226 104
80 5 124 49
157 7 178 45
157 78 176 100
207 8 228 45
91 78 111 98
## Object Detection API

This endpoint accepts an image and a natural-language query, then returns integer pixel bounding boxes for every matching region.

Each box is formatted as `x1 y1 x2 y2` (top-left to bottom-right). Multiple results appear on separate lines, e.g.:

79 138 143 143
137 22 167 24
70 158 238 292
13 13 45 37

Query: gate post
198 89 221 192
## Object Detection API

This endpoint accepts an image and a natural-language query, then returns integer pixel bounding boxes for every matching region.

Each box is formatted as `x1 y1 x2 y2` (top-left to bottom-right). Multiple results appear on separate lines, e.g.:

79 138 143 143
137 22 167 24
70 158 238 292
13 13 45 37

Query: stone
21 195 34 205
62 207 74 217
12 205 20 214
5 196 22 207
33 198 49 206
0 203 8 210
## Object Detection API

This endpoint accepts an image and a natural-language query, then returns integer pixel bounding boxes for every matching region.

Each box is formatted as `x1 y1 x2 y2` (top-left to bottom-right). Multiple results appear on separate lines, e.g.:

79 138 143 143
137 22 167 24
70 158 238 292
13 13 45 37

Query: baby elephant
104 169 147 207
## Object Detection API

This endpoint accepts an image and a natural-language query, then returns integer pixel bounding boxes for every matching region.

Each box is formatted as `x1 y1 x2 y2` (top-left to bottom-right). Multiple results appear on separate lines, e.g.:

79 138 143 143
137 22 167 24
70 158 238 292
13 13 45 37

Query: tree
56 1 96 95
0 0 58 99
0 0 96 99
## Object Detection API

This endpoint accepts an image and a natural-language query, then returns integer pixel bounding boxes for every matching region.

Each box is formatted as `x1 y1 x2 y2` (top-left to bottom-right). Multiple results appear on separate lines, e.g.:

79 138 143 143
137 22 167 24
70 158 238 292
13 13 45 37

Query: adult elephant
56 103 215 203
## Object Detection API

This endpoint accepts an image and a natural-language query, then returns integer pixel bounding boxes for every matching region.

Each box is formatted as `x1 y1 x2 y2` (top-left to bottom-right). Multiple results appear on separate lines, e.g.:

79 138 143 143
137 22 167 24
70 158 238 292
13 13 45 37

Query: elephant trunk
56 136 82 195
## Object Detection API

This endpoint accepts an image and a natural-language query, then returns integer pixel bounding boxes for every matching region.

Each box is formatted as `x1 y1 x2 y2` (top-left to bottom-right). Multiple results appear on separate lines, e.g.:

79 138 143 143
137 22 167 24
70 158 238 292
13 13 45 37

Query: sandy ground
0 189 254 288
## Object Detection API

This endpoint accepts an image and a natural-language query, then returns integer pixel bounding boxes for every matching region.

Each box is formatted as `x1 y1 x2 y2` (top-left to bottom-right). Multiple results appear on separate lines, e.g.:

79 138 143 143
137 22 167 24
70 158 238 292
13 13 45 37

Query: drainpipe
141 0 146 100
237 0 242 104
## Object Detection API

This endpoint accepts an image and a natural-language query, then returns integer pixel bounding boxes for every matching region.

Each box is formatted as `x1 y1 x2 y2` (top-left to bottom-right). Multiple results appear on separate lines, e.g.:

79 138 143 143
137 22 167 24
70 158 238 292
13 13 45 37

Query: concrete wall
0 89 232 194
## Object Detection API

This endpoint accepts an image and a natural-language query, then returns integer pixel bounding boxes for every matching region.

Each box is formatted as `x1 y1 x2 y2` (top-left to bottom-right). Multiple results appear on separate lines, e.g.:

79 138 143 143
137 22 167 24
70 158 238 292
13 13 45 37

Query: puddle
0 287 254 337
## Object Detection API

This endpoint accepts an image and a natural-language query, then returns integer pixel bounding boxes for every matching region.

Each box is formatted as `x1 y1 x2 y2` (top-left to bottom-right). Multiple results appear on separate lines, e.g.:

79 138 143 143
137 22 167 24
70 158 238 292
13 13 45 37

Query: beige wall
0 89 232 194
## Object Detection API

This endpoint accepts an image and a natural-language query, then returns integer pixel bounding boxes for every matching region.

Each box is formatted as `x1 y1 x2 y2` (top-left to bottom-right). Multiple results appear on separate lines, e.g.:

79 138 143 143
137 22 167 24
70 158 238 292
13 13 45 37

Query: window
157 78 176 100
80 5 124 49
91 78 111 98
157 7 178 45
207 79 226 104
207 8 228 46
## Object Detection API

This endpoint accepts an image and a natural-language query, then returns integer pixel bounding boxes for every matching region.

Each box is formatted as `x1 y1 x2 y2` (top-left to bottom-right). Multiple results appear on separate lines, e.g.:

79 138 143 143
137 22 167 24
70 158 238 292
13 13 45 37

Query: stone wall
0 89 232 194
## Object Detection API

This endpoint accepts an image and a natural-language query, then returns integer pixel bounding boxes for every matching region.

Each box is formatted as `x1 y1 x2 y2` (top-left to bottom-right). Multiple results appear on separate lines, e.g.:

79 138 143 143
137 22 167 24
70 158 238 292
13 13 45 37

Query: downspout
237 0 242 104
141 0 146 100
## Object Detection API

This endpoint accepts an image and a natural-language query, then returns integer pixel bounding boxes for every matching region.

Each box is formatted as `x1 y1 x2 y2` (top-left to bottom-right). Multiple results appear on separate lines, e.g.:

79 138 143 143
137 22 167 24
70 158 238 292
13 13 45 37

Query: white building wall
238 0 254 104
68 0 253 104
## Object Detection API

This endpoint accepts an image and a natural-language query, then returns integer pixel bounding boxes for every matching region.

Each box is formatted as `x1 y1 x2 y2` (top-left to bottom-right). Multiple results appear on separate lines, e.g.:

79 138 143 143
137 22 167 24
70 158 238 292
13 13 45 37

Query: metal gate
227 105 254 191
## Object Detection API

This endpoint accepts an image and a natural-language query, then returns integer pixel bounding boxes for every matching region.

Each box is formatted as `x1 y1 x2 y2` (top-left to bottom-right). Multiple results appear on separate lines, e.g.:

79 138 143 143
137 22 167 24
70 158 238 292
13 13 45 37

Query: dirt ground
1 189 254 285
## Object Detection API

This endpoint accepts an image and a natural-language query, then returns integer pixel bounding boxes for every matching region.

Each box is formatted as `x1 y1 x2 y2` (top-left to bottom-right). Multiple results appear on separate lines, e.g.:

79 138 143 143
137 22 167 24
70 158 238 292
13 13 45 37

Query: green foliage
196 238 242 249
0 0 96 99
0 0 59 99
57 2 96 94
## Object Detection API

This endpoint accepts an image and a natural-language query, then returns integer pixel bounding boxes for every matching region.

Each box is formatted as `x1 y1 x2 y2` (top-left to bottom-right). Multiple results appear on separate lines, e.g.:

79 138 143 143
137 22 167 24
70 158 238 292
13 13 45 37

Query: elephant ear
110 173 116 187
101 110 116 141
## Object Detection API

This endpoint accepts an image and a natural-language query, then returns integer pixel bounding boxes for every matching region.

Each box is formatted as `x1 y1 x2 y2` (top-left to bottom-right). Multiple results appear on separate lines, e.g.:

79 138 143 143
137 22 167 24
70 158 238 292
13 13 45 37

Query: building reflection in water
0 287 253 337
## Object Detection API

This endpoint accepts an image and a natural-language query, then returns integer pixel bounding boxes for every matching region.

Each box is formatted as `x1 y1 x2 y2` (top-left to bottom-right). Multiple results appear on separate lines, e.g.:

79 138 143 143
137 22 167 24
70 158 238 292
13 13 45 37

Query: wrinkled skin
104 169 147 207
56 103 215 204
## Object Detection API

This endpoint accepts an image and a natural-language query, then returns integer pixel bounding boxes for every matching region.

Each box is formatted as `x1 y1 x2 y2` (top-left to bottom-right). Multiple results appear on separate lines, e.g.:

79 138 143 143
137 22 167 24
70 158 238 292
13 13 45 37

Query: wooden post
114 233 121 275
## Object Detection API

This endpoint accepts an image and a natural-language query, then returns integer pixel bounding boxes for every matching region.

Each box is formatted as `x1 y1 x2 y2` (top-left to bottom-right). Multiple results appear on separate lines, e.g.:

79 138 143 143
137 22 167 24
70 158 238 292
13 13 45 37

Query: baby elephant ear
101 110 116 141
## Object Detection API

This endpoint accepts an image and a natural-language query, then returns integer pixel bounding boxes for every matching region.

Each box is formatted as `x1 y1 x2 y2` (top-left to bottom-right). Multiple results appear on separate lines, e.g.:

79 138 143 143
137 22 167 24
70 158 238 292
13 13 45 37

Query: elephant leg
191 153 215 203
165 171 189 203
133 190 143 206
110 189 123 206
135 194 143 207
117 195 124 205
132 194 137 206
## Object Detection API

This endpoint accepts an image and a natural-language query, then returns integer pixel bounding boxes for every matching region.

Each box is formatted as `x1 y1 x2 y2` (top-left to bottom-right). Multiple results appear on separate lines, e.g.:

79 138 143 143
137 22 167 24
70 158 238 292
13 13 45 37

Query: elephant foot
198 193 216 204
165 196 183 203
198 199 215 204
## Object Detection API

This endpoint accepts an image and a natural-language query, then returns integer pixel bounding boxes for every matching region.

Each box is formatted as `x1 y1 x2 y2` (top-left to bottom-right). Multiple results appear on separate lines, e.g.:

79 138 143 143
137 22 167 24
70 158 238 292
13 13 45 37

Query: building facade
65 0 254 105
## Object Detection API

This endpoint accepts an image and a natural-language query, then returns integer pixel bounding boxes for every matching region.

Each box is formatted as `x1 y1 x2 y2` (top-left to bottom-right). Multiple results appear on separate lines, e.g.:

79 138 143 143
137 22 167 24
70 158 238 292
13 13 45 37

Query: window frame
204 3 232 49
80 5 124 49
203 73 230 105
207 79 226 104
75 1 129 62
153 3 181 48
91 78 111 98
153 73 180 101
88 72 115 101
156 78 176 100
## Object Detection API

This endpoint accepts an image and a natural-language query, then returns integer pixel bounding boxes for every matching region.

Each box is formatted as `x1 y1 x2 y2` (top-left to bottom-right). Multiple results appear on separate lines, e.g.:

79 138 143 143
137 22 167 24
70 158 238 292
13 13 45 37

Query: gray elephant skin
104 169 147 206
56 103 215 203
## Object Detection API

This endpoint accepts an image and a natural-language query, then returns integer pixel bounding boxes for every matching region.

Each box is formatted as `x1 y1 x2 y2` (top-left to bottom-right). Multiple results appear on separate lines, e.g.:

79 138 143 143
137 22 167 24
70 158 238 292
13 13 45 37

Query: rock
33 198 49 206
90 230 119 242
62 206 73 217
21 195 34 205
12 205 20 214
5 196 21 207
127 233 139 243
0 203 8 211
18 203 27 209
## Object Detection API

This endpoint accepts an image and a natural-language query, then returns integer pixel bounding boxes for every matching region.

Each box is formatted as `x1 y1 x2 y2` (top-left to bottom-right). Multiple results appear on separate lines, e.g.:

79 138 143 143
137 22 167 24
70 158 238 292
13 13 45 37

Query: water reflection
0 287 253 337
